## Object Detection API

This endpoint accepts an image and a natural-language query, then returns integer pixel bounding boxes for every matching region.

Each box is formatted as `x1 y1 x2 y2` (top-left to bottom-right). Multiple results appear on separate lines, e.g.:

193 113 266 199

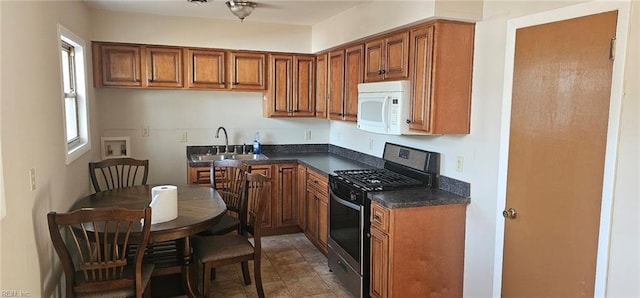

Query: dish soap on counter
253 132 261 154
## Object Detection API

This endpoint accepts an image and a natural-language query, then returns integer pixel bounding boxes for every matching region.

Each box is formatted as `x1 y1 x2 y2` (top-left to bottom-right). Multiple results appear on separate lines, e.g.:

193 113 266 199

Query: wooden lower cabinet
240 163 301 236
370 202 467 298
189 163 325 240
304 168 329 255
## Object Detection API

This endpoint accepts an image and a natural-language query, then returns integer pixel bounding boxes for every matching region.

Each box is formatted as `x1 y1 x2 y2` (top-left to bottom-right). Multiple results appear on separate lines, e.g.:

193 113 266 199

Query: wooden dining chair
192 172 271 298
89 158 149 192
47 207 154 298
203 160 252 236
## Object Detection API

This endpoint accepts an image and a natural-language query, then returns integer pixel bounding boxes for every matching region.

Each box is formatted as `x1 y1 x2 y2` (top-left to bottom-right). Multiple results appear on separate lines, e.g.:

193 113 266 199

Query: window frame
58 24 91 165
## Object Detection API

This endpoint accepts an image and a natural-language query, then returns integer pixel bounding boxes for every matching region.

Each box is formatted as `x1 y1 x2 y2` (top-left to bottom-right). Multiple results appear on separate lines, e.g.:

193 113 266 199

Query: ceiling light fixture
187 0 209 4
225 1 257 22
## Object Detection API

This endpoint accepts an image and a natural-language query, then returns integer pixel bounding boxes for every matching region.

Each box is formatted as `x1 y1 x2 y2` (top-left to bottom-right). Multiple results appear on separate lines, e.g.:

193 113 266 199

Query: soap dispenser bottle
253 132 261 154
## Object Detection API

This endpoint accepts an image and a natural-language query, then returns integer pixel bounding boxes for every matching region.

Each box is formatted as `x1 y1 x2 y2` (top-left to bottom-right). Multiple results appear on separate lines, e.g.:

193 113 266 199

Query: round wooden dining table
71 184 226 298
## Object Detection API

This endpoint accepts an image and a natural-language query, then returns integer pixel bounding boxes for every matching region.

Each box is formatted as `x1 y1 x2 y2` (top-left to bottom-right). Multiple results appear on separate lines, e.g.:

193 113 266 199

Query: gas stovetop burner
334 169 425 191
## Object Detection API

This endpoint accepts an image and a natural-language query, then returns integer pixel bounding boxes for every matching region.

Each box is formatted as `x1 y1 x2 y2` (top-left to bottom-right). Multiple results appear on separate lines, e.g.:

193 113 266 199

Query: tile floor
206 233 355 298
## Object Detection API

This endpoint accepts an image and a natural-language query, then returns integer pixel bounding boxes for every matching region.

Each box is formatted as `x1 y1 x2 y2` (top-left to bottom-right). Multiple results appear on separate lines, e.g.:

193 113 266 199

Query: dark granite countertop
186 145 470 209
367 187 470 208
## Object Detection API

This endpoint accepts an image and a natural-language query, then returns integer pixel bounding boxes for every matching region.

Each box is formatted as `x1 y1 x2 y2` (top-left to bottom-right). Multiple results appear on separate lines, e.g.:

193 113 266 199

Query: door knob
502 208 517 219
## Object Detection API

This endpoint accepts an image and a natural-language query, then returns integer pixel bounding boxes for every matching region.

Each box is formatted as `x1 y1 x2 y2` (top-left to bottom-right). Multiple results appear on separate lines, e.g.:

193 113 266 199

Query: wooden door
229 51 266 90
275 164 297 227
364 38 384 82
327 49 345 120
305 189 319 241
343 44 364 122
316 193 329 253
408 25 434 132
297 165 307 229
370 226 388 298
315 53 328 118
186 49 226 89
268 54 293 117
293 55 315 117
145 47 183 88
98 44 142 87
383 32 409 80
502 11 617 297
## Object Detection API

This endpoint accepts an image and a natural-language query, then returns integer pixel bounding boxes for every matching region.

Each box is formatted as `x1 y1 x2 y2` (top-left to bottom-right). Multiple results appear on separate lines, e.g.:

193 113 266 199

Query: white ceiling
84 0 366 26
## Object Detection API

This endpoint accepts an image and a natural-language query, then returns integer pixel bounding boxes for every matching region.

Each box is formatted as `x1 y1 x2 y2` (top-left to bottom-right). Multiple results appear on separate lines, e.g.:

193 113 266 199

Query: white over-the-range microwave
356 80 426 135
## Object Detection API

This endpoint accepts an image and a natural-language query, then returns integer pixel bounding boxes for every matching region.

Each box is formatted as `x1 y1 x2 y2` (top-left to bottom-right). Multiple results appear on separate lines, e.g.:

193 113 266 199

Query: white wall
0 1 100 296
315 0 638 297
91 10 330 185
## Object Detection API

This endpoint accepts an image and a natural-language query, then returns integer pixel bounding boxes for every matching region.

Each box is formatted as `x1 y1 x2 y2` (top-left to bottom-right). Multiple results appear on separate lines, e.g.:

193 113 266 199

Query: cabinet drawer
189 166 211 185
307 170 328 192
371 203 390 233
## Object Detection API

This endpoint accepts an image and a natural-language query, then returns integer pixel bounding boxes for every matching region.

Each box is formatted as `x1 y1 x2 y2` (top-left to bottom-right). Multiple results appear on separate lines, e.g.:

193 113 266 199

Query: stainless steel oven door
328 188 364 273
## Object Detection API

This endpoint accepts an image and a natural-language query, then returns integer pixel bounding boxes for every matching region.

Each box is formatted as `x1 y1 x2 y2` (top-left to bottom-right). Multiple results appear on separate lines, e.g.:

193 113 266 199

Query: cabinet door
364 39 385 82
292 55 315 117
97 44 143 87
305 189 319 242
408 26 435 132
229 51 267 90
296 165 307 229
268 54 293 117
370 227 389 298
145 47 183 88
275 164 298 228
186 49 227 89
327 49 345 120
315 53 328 119
317 193 328 253
383 32 409 80
343 44 364 122
251 165 273 229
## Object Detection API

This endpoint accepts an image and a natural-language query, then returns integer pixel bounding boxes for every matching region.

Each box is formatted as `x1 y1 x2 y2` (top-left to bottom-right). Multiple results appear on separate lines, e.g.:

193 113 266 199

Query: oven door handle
329 189 362 211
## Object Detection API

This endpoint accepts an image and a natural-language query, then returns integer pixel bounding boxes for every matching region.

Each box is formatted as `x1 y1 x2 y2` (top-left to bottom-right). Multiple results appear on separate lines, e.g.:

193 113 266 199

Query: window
58 25 90 164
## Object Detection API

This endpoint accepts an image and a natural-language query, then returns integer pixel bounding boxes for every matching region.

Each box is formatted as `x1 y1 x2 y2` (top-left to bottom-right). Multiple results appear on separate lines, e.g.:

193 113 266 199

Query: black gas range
327 143 440 298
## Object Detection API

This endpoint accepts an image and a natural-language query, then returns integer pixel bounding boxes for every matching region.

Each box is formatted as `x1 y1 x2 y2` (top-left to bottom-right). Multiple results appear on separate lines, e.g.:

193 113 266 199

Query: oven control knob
349 191 358 201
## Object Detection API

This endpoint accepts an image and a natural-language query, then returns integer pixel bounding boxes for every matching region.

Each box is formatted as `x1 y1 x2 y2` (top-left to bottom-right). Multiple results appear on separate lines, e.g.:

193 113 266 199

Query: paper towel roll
149 185 178 224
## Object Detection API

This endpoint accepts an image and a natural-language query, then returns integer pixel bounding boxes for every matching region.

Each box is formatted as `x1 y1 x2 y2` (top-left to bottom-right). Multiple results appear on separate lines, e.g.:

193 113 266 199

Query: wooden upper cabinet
267 54 293 117
94 43 143 87
145 46 183 88
327 44 362 122
315 53 328 119
229 51 267 90
327 49 345 121
186 48 227 89
265 54 315 117
293 55 315 117
408 21 474 134
343 44 364 122
365 32 409 82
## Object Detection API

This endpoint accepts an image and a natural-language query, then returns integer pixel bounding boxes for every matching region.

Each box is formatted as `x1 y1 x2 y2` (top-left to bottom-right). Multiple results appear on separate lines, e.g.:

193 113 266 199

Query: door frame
493 1 631 297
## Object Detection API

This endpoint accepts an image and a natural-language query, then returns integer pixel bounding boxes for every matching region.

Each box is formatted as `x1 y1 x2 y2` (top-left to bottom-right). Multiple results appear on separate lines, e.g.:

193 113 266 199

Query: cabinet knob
373 214 381 221
377 70 383 75
381 69 387 74
406 119 411 124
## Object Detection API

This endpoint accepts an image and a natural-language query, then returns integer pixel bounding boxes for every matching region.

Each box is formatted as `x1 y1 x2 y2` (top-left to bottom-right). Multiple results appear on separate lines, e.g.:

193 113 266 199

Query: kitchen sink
191 153 268 162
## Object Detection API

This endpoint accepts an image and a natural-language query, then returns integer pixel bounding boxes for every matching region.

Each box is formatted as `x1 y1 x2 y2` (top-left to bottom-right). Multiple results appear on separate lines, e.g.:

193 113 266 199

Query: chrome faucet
215 126 231 153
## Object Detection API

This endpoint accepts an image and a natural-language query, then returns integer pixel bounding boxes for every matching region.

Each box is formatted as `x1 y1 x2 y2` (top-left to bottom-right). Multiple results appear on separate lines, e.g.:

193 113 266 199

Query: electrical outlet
180 131 188 143
29 168 36 191
142 125 150 137
456 156 464 173
304 130 312 140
